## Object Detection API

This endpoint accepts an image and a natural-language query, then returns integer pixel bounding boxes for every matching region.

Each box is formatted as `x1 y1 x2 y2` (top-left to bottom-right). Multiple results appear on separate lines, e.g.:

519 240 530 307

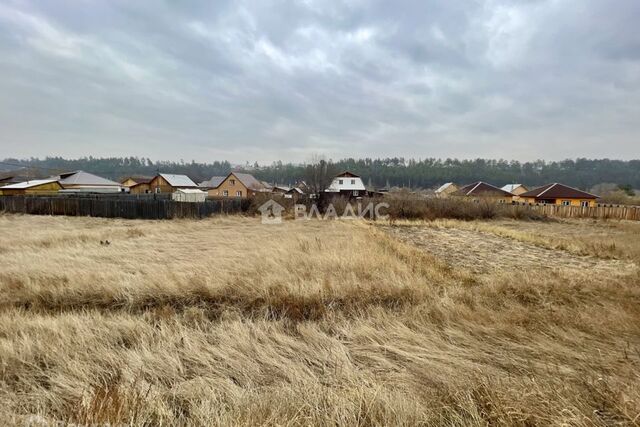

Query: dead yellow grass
400 217 640 262
0 214 639 426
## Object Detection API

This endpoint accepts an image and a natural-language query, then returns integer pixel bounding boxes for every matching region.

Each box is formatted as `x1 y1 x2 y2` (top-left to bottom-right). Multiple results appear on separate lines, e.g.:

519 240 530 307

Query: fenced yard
521 202 640 220
0 195 247 219
383 195 640 222
1 194 639 221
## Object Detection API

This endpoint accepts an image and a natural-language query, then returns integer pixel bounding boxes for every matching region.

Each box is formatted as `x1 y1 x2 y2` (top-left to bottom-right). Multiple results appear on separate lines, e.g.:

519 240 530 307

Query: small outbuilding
149 173 199 194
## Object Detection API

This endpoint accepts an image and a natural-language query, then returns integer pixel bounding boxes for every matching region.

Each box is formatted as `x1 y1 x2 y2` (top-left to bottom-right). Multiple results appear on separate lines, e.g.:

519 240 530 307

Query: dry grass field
0 213 639 426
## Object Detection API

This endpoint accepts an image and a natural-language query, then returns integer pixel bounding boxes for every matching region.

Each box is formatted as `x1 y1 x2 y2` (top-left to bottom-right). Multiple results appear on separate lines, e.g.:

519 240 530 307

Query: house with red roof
519 183 599 207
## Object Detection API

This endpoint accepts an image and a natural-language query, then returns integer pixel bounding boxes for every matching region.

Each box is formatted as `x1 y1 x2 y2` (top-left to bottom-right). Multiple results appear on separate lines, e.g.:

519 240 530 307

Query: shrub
383 194 547 221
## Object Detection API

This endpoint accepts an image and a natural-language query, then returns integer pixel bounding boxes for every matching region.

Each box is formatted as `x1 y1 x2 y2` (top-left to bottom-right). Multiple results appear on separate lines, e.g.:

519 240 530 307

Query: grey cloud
0 0 638 163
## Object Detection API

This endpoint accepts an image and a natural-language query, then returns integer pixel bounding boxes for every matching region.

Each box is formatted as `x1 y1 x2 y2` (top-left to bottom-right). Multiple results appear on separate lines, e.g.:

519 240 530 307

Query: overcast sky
0 0 638 164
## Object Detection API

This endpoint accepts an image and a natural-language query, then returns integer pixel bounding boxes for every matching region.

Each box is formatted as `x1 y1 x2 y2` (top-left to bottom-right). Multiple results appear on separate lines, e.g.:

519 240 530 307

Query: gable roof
435 182 456 193
122 176 153 185
272 185 291 192
229 172 268 191
1 179 60 189
501 184 527 193
158 173 198 188
56 171 122 187
335 171 360 178
519 183 598 199
198 176 226 188
456 181 513 197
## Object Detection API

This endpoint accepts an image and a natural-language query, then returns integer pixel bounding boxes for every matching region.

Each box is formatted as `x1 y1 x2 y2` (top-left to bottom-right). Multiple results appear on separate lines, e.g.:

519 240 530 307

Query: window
561 200 570 206
155 187 160 194
351 179 355 185
353 190 359 196
229 179 235 186
498 199 505 204
338 179 343 185
581 201 589 207
236 191 242 197
223 190 228 197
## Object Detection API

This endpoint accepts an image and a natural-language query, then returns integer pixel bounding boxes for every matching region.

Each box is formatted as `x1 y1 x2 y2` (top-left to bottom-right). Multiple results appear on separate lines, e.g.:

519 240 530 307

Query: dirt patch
379 224 634 275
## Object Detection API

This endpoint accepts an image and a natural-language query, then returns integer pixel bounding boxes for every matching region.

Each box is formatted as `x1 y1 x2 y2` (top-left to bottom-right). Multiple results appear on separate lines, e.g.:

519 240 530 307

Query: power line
0 161 64 172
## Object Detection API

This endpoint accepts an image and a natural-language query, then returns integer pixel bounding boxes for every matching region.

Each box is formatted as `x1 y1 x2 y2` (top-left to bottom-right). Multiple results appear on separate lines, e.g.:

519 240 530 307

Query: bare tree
304 154 336 196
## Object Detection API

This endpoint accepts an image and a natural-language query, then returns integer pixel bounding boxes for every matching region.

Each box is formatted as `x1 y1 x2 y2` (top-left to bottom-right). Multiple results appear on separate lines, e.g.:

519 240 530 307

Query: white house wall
326 177 366 192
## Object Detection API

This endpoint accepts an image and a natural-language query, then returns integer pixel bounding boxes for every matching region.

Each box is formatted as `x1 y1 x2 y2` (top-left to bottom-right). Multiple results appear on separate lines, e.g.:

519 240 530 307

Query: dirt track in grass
379 224 634 275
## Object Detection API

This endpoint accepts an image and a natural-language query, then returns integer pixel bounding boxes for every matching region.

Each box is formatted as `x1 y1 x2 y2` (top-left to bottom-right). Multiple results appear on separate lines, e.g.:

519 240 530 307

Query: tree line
1 156 639 190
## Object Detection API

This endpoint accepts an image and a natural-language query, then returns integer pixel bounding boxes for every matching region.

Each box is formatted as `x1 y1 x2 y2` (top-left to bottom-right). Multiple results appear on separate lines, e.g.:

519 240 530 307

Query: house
284 186 305 200
435 182 458 197
128 179 154 194
54 170 124 193
171 188 207 203
518 183 599 207
121 176 154 194
0 179 62 196
284 182 309 200
501 184 529 198
325 171 367 198
208 172 269 198
453 181 514 204
148 173 199 194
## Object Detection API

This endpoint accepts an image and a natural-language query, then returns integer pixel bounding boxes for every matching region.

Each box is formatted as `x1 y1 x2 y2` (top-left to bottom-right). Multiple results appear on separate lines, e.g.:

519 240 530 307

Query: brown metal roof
335 171 360 178
519 183 598 199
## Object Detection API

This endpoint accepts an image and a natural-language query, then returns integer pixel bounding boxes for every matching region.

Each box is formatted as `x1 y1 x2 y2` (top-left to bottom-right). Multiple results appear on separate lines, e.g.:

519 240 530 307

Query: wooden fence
0 195 247 219
1 195 638 221
512 203 640 221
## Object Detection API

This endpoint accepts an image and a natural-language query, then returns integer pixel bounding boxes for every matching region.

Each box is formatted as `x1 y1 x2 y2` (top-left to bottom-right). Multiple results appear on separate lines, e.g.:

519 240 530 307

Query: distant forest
1 156 639 190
